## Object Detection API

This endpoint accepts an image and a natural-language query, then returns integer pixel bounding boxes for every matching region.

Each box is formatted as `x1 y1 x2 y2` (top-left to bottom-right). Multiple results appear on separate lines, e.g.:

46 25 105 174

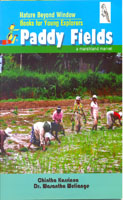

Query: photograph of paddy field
0 53 122 174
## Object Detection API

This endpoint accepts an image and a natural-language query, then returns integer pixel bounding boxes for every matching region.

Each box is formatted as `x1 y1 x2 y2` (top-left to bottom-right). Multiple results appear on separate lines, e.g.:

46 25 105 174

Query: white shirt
91 101 98 111
33 122 51 145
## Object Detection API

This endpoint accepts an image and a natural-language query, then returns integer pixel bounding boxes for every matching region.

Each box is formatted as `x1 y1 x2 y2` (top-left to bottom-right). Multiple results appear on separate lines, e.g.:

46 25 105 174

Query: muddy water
0 102 122 173
0 102 122 151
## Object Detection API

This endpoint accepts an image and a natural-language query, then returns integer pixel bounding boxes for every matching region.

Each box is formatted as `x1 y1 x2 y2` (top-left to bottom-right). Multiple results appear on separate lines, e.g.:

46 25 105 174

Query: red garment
2 40 12 45
114 112 121 120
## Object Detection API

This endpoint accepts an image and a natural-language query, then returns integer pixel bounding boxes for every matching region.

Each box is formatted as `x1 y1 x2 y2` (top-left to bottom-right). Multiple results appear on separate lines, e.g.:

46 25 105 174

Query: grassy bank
0 95 122 103
0 70 122 99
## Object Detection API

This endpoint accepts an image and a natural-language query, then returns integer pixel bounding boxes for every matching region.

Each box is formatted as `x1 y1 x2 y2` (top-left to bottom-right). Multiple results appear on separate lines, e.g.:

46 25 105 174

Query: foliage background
0 53 122 100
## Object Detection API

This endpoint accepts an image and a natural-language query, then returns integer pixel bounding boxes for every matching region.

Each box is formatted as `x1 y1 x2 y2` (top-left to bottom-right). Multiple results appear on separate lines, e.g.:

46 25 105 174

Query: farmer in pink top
52 106 65 136
52 106 63 123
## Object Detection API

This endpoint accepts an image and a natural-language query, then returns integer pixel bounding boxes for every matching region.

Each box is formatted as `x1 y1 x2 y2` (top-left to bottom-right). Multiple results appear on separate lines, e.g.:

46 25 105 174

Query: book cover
0 0 122 200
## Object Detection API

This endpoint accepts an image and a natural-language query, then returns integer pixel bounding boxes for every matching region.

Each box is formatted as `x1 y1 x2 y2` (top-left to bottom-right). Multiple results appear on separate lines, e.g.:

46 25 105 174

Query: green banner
0 45 122 53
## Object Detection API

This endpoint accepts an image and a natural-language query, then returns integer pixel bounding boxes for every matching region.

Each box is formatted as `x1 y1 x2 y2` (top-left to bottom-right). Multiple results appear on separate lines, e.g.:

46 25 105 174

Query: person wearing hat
73 96 86 132
0 128 12 155
91 95 99 130
106 111 122 129
52 106 65 136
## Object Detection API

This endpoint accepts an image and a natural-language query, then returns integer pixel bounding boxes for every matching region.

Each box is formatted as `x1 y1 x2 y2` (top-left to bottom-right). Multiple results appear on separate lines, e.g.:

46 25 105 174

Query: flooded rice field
0 101 122 174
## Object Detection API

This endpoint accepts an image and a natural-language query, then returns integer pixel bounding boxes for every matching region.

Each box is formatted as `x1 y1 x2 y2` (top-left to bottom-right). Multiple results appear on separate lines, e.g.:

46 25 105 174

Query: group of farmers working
0 95 122 155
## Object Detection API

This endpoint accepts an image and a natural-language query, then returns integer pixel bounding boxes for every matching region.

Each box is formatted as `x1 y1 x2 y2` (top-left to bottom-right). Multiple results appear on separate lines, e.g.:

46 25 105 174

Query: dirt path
0 99 110 110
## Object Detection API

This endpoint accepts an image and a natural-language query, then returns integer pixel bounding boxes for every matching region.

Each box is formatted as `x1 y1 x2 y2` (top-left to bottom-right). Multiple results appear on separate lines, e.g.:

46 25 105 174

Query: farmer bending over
0 128 12 155
52 106 65 136
91 95 99 130
73 96 86 132
106 111 122 129
28 122 55 151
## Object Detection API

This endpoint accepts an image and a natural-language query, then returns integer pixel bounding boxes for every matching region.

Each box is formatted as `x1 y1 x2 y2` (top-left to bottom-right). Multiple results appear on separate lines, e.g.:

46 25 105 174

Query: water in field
0 102 122 173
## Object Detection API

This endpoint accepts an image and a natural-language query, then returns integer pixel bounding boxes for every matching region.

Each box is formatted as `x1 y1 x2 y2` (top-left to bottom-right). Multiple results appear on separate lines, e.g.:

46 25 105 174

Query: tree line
2 53 122 74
